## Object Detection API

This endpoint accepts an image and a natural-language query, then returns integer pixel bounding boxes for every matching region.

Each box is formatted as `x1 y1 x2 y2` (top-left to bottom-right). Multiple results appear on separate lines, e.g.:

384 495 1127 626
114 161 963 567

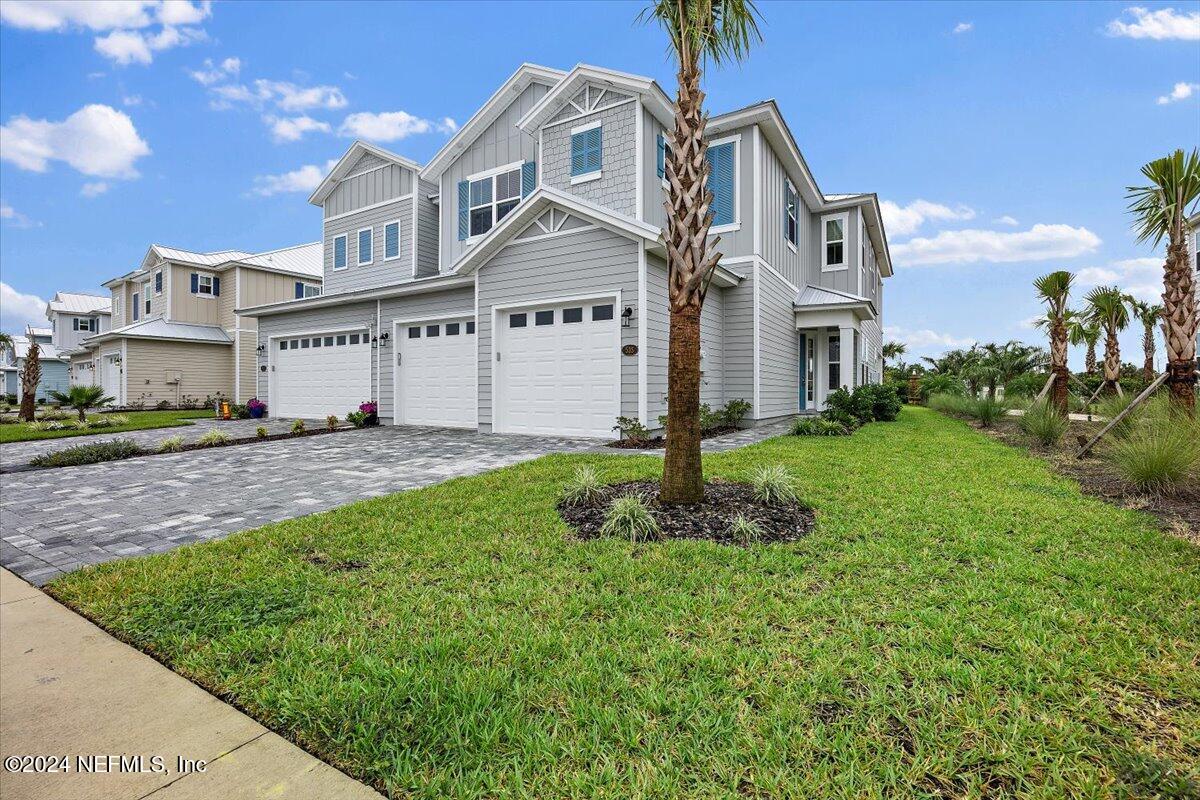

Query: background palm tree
882 341 906 372
18 341 40 422
0 332 13 353
48 385 114 423
1085 286 1130 395
1032 271 1074 415
1127 148 1199 411
641 0 762 503
1127 298 1164 384
1066 313 1100 376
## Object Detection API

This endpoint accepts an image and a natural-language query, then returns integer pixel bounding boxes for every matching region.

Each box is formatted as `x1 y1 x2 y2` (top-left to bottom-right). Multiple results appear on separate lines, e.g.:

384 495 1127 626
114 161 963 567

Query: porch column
839 325 855 391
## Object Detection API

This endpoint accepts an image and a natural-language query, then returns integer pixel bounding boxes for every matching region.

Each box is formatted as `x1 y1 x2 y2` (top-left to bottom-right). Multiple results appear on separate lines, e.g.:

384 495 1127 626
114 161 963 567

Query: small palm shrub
920 373 967 401
291 419 306 435
30 439 144 468
1019 400 1068 446
562 465 605 506
600 494 660 542
196 429 232 447
727 514 764 546
791 417 849 436
326 414 339 431
256 426 269 438
46 384 115 422
157 435 185 453
1104 410 1199 494
750 465 798 505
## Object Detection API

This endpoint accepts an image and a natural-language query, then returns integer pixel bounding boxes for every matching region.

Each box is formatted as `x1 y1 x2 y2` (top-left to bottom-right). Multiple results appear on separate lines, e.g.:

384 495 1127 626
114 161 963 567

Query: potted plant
359 401 378 427
247 398 267 419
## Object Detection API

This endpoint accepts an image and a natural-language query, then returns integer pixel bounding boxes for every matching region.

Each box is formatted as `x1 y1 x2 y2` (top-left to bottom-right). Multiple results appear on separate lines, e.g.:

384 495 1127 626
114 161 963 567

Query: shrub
346 411 369 428
0 414 17 425
883 379 910 404
196 429 232 447
561 465 605 507
971 396 1008 427
156 400 171 410
1003 372 1048 399
291 419 306 435
920 373 966 401
600 494 660 543
256 426 269 439
157 435 185 453
231 403 250 420
820 408 861 431
30 439 144 468
25 421 57 431
39 409 72 422
613 416 651 444
1019 399 1068 446
858 383 902 422
825 387 873 425
699 404 725 432
727 514 764 546
722 399 752 428
750 465 798 505
1104 410 1199 494
86 414 128 429
326 415 339 431
791 417 850 436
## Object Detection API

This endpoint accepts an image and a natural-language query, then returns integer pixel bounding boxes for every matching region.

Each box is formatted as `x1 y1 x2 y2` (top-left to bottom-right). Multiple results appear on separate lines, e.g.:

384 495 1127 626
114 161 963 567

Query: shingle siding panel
542 99 637 217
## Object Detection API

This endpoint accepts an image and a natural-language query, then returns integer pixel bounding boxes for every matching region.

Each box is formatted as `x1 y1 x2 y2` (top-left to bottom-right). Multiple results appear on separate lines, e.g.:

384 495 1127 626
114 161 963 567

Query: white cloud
188 55 240 86
80 181 109 197
0 1 157 31
337 110 434 141
255 79 346 112
1106 6 1200 40
993 215 1019 226
1157 81 1199 104
157 0 211 26
265 115 331 143
1075 266 1121 286
1 104 151 178
94 24 205 65
1076 257 1163 302
883 325 976 352
0 201 39 228
0 282 48 335
219 56 240 75
122 94 143 106
891 223 1101 266
250 158 339 197
437 117 458 134
953 22 973 34
880 199 976 237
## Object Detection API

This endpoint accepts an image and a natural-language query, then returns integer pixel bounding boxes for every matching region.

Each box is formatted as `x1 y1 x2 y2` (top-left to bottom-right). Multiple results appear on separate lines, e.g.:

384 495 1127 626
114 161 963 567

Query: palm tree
17 341 40 422
882 341 907 371
641 0 762 503
1127 148 1200 412
1032 271 1074 415
1085 286 1131 395
1127 298 1164 384
48 385 114 423
0 332 13 353
1066 313 1100 376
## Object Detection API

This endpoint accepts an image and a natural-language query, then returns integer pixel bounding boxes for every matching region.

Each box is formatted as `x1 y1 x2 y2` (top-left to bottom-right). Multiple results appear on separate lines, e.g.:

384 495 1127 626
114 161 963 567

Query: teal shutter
571 126 602 176
521 161 536 197
706 142 734 226
571 131 586 175
133 293 139 321
656 133 665 179
457 180 470 240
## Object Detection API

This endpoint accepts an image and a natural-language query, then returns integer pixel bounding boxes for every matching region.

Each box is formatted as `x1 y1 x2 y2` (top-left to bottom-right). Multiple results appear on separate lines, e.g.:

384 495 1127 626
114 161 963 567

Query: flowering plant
359 401 378 415
246 397 267 419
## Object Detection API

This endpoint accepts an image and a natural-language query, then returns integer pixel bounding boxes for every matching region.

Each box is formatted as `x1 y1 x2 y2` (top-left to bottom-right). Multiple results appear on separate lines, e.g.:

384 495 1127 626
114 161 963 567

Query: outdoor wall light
379 331 390 344
256 344 265 353
621 306 633 327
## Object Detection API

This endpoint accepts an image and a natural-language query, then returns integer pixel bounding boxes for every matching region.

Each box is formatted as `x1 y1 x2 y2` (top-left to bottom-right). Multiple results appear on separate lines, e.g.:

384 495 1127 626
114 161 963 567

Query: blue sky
2 0 1197 368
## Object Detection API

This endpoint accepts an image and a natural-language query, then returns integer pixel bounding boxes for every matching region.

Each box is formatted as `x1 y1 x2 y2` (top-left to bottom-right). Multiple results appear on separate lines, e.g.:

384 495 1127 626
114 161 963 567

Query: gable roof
225 241 322 279
420 63 566 181
308 140 421 206
47 292 111 315
141 245 254 271
516 63 673 133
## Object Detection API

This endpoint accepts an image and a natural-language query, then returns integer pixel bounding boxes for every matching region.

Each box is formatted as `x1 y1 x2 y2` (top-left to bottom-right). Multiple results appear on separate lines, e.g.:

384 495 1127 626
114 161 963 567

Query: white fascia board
309 140 422 207
237 275 475 317
516 64 673 133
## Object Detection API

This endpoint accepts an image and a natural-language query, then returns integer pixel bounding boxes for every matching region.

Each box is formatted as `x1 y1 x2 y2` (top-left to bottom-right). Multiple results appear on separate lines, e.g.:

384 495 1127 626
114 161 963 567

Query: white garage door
496 300 619 437
396 318 476 428
273 330 370 419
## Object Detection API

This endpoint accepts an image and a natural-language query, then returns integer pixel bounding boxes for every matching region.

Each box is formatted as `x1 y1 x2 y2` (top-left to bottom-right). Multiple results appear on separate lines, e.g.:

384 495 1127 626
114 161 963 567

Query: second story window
143 282 151 315
333 235 347 270
784 181 798 249
294 282 322 299
570 122 602 180
191 272 219 296
358 228 373 265
384 221 400 260
468 166 521 238
822 213 847 270
706 139 737 228
154 270 162 294
72 317 98 332
132 291 140 321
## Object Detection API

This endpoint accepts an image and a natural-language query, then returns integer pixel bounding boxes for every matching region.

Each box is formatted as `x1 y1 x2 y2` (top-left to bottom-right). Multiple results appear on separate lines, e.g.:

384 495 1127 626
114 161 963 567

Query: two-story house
2 324 70 402
39 291 113 388
240 63 892 437
77 242 322 407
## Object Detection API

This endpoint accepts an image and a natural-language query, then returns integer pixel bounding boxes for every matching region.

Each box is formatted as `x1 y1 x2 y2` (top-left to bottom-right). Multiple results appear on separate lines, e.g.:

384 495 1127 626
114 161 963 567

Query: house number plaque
622 344 638 356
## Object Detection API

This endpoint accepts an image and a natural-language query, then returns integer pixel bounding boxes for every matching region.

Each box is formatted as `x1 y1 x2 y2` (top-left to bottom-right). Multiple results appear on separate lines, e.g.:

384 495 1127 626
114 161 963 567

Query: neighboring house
77 243 322 407
41 291 113 387
240 63 892 436
1 325 70 402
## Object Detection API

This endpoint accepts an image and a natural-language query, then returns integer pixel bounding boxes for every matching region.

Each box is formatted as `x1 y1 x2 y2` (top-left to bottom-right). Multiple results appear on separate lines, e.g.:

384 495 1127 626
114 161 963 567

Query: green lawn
0 409 213 443
49 408 1199 799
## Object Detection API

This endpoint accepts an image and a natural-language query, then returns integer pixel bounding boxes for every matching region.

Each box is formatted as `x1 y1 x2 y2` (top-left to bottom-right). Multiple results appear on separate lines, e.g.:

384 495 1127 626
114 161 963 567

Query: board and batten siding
323 161 413 219
723 272 754 412
378 286 474 421
759 140 805 289
808 206 863 296
255 300 378 406
415 178 440 277
757 265 799 419
169 263 221 325
125 339 232 406
475 224 639 430
700 284 726 409
541 94 637 218
440 81 551 269
323 197 414 295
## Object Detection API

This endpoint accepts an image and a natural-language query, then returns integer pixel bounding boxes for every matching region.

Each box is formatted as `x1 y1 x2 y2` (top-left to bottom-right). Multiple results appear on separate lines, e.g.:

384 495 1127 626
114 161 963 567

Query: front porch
795 285 877 413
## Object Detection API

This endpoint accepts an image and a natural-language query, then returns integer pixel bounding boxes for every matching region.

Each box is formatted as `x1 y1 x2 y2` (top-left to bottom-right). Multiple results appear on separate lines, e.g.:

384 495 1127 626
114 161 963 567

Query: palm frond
639 0 763 66
1126 148 1200 247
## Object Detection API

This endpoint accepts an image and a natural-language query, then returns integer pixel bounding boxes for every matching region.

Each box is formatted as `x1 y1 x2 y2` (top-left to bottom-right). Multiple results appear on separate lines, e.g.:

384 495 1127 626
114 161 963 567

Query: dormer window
72 317 98 332
570 121 602 182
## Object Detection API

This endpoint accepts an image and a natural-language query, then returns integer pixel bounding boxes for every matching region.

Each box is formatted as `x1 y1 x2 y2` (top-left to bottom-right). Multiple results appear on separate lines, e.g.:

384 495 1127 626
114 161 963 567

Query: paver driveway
0 426 598 586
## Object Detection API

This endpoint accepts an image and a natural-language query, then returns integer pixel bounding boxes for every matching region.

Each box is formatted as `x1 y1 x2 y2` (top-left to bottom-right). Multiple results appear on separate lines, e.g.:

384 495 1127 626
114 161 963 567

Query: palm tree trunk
662 303 703 501
1103 331 1121 394
1085 342 1096 375
1142 321 1155 385
18 344 40 422
1163 234 1197 412
1050 320 1069 416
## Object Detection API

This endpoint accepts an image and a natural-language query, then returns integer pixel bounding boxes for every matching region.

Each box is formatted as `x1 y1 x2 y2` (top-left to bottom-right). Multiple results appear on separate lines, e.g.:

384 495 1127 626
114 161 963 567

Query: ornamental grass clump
326 415 339 431
971 396 1009 427
561 465 605 507
791 417 849 436
157 435 185 453
1096 394 1137 439
750 464 798 505
1103 399 1200 494
726 514 764 547
30 439 143 468
1019 399 1068 447
600 494 660 543
196 429 232 447
291 419 306 435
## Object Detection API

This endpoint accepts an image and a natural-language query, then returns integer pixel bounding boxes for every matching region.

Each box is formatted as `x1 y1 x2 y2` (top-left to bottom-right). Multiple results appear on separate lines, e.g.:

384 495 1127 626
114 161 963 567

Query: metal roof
233 241 322 278
796 285 871 307
10 336 68 361
84 318 232 345
150 245 255 267
47 292 111 314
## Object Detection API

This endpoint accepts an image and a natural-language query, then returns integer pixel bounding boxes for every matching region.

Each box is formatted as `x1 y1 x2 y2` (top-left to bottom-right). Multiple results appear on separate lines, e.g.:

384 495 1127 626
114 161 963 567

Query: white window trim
465 161 525 242
569 121 603 182
821 211 849 272
332 234 348 271
570 119 602 136
194 272 216 298
465 160 525 184
357 227 374 266
383 219 403 262
300 282 322 298
784 179 798 254
570 171 602 186
707 133 741 235
154 269 163 295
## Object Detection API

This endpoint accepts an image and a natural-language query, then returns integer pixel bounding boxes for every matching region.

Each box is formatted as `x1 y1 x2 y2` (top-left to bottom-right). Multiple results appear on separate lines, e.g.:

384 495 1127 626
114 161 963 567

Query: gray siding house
241 63 893 437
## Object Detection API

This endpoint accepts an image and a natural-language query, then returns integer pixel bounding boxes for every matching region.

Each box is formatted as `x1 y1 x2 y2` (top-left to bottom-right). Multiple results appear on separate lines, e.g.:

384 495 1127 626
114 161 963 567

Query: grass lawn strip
0 409 213 443
48 408 1200 799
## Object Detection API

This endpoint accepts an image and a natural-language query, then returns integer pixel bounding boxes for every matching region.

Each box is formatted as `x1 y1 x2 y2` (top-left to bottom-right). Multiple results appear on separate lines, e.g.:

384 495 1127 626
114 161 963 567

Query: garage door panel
397 318 476 428
274 331 370 419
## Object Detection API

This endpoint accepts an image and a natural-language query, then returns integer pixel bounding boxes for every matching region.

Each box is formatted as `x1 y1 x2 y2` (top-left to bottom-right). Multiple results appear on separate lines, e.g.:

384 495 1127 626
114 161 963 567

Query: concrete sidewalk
0 568 383 800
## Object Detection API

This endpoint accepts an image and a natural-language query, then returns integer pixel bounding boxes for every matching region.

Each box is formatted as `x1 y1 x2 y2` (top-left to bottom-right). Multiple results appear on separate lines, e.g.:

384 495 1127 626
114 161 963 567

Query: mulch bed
607 426 740 449
558 479 815 546
978 416 1199 544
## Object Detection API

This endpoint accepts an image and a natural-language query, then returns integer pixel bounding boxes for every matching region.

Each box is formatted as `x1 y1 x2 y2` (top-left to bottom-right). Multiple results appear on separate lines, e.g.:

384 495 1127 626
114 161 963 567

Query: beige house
78 243 321 407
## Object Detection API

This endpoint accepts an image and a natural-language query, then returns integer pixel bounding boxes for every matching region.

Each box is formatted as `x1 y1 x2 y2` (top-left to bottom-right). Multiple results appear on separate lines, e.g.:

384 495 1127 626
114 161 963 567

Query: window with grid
469 167 522 237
